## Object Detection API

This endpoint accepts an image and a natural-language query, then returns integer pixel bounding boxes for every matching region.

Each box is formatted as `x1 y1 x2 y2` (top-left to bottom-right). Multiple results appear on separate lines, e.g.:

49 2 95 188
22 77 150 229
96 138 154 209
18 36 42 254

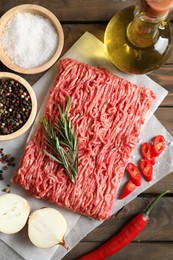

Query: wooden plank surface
0 1 173 259
155 107 173 135
63 197 173 259
1 0 135 22
64 242 173 260
84 197 173 242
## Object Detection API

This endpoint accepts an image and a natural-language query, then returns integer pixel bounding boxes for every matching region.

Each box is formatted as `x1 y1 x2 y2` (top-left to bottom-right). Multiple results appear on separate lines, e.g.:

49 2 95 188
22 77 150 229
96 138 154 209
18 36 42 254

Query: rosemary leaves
42 97 78 183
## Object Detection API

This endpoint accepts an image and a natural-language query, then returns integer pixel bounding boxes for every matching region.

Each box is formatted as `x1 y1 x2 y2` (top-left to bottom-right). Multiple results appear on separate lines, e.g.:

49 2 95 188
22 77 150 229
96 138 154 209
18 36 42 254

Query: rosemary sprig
42 97 78 183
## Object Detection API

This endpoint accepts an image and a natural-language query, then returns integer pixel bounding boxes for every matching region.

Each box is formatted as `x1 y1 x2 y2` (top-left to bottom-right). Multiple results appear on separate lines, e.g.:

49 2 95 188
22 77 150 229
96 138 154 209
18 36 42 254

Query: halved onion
28 207 68 249
0 193 30 234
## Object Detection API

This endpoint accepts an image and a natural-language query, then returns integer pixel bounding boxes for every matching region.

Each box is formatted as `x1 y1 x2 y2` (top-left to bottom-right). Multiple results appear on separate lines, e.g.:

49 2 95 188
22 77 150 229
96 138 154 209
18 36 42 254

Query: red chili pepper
141 142 155 165
140 158 153 182
118 180 136 200
78 190 170 260
126 162 141 186
151 135 165 157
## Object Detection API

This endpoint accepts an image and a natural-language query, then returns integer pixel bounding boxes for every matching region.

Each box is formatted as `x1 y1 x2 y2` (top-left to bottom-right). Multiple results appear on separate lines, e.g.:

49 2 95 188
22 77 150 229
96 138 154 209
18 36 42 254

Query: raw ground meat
13 58 156 220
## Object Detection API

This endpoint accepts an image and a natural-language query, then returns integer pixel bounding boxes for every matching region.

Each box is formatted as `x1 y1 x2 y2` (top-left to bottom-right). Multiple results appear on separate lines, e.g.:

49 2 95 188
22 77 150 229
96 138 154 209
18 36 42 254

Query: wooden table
1 1 173 259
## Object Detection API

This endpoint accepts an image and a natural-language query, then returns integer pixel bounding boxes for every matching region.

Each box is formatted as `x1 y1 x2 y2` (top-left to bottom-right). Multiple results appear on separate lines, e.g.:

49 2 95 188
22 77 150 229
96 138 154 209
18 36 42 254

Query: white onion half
0 193 30 234
28 207 68 249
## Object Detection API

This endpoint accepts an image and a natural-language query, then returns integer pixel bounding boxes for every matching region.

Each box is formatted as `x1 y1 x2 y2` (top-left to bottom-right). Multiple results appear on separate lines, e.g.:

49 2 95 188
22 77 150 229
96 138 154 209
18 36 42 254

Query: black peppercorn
0 148 16 182
0 79 32 135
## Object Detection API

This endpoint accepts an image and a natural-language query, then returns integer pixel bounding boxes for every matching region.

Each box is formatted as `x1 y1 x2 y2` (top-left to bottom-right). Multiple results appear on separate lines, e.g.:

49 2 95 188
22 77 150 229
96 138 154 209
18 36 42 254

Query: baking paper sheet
0 32 173 260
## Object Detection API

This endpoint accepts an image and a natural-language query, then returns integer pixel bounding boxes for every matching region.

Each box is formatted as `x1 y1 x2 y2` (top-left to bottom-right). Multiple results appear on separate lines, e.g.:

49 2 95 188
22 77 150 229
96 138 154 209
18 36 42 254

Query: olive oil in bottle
104 0 173 74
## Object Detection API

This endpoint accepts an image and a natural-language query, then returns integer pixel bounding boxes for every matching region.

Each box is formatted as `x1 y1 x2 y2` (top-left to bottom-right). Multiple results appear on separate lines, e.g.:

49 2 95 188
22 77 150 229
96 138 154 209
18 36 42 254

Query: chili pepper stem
143 190 170 217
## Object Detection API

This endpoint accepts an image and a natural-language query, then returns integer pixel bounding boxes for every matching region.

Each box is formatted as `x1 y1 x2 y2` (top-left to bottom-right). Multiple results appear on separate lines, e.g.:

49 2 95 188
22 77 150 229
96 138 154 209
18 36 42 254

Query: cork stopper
144 0 173 17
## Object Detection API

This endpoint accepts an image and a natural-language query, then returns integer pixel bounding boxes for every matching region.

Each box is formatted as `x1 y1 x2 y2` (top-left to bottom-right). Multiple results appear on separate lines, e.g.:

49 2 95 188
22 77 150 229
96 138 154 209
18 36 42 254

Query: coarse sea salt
1 13 59 69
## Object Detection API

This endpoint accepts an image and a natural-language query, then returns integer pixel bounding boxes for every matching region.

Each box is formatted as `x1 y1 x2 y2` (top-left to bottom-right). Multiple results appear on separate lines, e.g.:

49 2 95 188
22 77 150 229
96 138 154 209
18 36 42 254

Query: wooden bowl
0 72 37 140
0 5 64 74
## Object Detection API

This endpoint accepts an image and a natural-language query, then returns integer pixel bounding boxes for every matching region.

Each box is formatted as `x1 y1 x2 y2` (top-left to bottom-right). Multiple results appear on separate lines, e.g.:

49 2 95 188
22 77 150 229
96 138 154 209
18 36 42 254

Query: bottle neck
126 2 168 48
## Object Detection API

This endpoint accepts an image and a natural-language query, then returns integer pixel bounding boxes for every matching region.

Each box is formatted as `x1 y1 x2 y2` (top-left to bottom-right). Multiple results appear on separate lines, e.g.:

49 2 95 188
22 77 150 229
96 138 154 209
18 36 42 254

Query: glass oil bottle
104 0 173 74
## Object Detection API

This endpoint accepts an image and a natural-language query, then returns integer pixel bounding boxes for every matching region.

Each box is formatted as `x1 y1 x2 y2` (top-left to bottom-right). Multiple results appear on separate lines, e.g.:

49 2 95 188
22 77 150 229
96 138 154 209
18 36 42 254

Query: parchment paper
0 32 173 260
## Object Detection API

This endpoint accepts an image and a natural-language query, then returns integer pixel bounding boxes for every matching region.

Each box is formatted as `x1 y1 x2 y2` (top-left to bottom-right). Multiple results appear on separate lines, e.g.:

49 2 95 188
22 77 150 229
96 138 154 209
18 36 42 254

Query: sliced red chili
141 142 152 158
151 135 165 157
140 158 153 182
141 142 155 165
119 180 136 199
126 162 141 186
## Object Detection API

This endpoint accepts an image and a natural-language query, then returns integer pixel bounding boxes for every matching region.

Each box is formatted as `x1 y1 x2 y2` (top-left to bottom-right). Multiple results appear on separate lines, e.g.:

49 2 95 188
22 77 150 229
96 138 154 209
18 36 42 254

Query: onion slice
0 193 30 234
28 207 68 249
